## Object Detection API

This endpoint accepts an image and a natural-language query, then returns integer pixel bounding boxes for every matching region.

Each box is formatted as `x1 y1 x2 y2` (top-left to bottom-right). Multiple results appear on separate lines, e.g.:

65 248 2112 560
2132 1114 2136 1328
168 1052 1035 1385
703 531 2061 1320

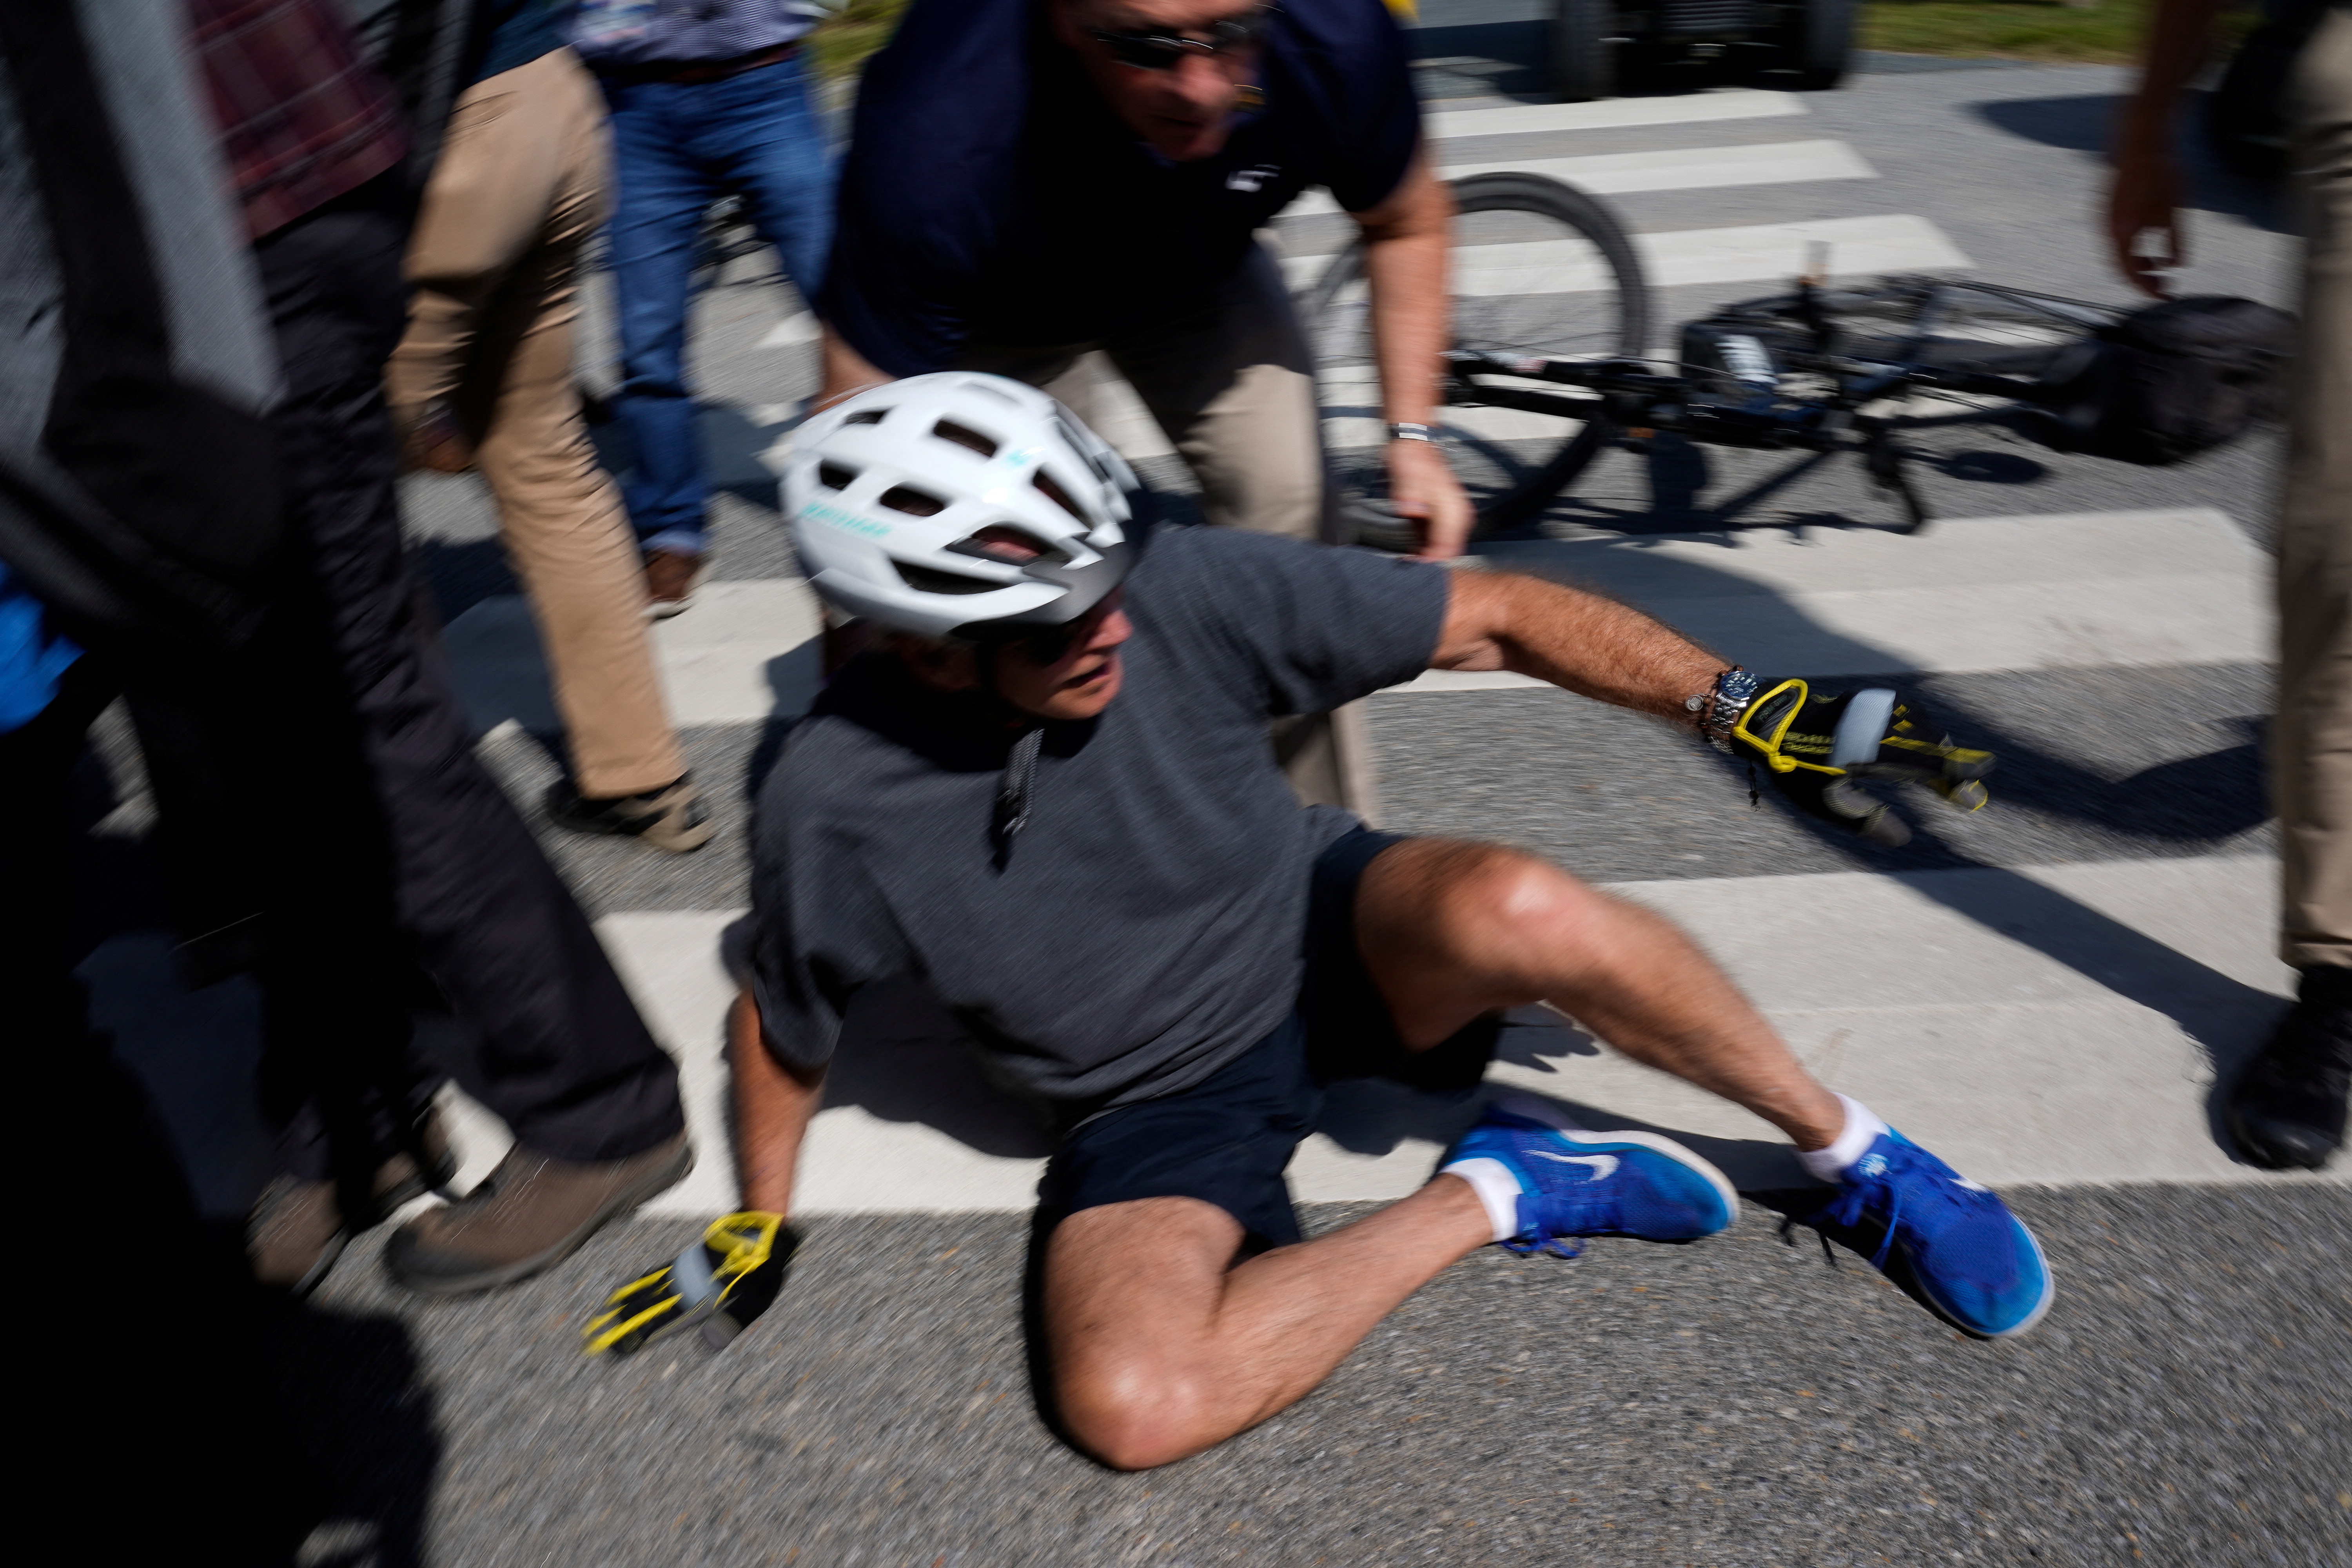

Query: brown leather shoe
249 1115 459 1297
543 774 715 854
644 548 704 619
248 1177 352 1297
383 1132 693 1295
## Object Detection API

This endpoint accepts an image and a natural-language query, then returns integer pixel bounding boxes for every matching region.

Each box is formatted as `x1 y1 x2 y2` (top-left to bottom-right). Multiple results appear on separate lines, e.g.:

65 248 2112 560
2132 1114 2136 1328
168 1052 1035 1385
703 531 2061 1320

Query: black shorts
1035 827 1501 1250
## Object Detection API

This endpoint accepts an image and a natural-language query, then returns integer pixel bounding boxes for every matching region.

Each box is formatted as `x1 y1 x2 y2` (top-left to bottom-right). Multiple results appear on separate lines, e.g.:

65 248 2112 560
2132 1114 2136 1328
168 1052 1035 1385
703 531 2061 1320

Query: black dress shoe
2227 965 2352 1170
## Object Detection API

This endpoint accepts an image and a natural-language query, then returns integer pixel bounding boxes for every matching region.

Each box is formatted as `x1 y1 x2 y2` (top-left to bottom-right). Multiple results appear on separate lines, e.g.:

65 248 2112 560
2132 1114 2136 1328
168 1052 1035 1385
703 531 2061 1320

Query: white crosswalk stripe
427 851 2307 1216
1279 139 1878 219
419 87 2340 1212
426 501 2337 1211
1279 212 1970 294
1422 87 1807 139
441 506 2265 731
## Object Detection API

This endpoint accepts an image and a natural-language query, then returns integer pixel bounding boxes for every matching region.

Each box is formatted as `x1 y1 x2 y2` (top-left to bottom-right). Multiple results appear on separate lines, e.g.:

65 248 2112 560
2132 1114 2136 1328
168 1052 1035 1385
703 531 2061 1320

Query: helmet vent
842 408 886 426
932 419 998 458
895 562 997 595
878 485 947 517
947 525 1064 567
817 461 857 490
1032 468 1083 522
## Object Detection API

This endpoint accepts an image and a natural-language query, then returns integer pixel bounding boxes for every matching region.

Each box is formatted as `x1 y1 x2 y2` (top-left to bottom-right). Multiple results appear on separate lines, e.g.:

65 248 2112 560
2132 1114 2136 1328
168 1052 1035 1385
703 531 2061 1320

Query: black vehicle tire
1791 0 1855 91
1553 0 1616 103
1304 172 1651 549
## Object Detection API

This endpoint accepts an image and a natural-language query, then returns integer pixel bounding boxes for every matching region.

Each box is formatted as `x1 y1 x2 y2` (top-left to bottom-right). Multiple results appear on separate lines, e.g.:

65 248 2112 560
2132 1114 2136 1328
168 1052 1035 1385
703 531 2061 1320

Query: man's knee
1053 1358 1217 1472
1378 840 1616 987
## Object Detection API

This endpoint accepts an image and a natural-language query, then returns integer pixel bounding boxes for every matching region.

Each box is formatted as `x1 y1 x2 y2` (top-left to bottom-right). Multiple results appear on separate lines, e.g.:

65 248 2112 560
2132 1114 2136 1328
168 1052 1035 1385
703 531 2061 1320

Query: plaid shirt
189 0 409 239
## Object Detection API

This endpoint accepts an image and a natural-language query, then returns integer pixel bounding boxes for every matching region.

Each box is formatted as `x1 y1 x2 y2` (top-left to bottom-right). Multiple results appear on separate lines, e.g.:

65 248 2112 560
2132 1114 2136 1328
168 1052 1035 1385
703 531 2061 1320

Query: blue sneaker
1441 1094 1738 1256
1795 1130 2054 1339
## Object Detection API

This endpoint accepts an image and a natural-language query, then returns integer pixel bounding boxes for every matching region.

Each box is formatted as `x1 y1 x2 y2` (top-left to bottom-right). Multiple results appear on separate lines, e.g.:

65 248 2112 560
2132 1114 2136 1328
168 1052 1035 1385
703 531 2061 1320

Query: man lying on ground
585 374 2051 1470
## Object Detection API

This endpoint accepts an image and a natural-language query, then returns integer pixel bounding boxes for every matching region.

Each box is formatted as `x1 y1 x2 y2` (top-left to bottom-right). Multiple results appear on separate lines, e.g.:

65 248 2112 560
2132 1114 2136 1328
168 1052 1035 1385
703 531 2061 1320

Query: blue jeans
600 54 834 556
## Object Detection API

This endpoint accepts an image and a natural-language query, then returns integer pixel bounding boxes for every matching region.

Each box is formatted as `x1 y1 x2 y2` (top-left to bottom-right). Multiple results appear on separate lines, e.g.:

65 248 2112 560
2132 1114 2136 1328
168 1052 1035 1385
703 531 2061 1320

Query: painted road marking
1423 88 1808 141
1280 140 1876 220
410 852 2328 1215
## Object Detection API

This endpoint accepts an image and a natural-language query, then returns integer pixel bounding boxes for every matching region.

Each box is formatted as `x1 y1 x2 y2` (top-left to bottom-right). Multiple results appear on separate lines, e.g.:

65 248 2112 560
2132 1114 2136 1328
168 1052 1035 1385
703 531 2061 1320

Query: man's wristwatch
1388 422 1434 444
1686 666 1761 751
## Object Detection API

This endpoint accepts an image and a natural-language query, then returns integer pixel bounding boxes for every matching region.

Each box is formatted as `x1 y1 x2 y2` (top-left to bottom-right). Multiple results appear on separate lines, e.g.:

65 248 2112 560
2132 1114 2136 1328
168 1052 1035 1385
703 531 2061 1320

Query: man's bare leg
1043 835 1851 1471
1356 838 1845 1151
1044 1183 1490 1471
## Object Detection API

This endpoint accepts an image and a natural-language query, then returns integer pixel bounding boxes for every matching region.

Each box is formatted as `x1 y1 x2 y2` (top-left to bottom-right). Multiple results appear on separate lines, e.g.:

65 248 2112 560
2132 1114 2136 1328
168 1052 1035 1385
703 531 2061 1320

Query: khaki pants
387 49 684 799
960 246 1379 817
2277 9 2352 968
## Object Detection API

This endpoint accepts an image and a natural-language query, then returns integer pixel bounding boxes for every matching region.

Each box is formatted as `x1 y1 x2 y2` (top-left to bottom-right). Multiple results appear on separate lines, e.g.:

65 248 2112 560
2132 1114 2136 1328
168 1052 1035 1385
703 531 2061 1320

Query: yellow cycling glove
583 1210 796 1357
1730 679 1993 848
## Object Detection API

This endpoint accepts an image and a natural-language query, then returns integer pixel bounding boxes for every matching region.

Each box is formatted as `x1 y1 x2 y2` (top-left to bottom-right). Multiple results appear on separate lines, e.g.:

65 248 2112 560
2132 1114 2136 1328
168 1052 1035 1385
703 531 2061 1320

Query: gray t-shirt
749 525 1451 1107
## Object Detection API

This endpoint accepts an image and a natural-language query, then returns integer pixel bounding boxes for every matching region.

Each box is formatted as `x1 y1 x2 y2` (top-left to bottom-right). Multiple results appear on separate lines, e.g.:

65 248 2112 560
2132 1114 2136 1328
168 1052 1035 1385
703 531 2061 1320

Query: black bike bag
2046 296 2298 466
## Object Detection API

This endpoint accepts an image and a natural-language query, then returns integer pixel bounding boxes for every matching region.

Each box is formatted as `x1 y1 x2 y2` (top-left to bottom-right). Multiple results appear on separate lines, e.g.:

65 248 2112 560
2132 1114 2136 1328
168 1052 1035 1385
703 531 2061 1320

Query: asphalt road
66 20 2352 1568
285 1190 2350 1568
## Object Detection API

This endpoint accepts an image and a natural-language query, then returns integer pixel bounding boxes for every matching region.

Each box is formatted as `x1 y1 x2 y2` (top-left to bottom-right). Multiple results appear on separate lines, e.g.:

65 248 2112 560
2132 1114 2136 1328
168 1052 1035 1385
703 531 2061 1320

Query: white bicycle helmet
783 372 1138 641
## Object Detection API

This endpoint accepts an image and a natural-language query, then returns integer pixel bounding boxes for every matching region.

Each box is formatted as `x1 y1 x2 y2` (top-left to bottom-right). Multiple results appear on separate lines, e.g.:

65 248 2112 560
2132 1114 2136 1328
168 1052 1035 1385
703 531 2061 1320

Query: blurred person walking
2109 0 2352 1169
388 2 712 851
811 0 1467 813
3 0 699 1307
568 0 837 617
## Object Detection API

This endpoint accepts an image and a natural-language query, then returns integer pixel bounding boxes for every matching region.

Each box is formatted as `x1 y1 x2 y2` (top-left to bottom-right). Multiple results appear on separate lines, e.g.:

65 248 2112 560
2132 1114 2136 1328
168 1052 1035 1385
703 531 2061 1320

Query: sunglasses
1089 10 1269 71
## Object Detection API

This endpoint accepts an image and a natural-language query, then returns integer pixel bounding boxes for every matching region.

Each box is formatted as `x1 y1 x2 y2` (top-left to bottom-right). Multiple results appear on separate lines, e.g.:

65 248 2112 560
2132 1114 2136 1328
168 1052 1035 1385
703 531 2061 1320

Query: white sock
1441 1156 1525 1243
1797 1094 1891 1183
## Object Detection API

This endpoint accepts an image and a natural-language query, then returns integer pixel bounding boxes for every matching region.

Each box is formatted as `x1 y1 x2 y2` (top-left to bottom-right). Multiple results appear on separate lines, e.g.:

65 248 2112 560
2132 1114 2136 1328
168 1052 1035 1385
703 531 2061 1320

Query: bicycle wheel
1304 171 1650 546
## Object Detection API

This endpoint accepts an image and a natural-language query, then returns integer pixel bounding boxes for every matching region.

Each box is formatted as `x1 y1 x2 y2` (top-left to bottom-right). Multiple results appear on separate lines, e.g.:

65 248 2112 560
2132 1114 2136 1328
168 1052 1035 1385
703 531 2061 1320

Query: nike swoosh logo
1529 1152 1619 1180
1950 1176 1993 1192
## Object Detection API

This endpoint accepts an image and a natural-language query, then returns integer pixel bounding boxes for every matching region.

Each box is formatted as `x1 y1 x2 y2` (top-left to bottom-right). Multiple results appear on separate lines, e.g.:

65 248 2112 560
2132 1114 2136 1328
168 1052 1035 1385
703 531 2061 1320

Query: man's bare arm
730 990 826 1214
1353 156 1473 560
1430 568 1724 721
2107 0 2232 297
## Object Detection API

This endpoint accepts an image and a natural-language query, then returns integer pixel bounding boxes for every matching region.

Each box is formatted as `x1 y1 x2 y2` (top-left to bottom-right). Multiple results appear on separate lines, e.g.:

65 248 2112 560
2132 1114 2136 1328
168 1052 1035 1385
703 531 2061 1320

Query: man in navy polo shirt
813 0 1468 807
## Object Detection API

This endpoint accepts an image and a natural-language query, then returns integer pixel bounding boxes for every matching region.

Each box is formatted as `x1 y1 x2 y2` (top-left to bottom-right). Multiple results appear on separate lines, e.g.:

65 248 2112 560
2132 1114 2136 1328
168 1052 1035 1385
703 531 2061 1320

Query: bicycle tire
1790 0 1854 91
1304 171 1650 547
1551 0 1616 103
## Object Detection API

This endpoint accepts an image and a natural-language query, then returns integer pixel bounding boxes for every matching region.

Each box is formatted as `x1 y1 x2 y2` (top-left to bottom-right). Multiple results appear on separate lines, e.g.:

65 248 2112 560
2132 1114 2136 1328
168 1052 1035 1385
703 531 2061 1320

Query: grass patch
817 2 2226 84
1862 0 2255 66
812 0 911 80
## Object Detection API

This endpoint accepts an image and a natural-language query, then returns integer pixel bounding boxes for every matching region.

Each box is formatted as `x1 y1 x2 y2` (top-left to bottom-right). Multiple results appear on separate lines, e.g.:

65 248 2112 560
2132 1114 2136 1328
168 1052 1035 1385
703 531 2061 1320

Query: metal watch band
1388 422 1434 443
1684 666 1761 751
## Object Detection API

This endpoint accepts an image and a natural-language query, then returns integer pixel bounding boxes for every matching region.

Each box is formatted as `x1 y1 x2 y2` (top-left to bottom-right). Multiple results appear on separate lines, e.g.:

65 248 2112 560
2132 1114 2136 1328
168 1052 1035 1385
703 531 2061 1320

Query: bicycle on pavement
1303 171 2288 551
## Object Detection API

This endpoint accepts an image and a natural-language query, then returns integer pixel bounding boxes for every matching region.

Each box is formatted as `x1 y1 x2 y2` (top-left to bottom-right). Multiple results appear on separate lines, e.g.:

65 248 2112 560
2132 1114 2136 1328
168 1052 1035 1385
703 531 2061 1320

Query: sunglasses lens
986 622 1075 663
1094 13 1263 70
1103 35 1183 69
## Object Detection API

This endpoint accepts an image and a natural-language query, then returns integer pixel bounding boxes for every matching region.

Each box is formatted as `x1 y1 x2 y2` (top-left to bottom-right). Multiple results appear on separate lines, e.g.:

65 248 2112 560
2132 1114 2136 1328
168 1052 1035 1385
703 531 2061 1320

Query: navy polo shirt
820 0 1422 375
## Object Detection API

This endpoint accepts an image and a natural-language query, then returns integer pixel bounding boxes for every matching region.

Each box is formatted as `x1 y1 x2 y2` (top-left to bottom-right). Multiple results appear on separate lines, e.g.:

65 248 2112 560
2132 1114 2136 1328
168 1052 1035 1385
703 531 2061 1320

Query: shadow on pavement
1465 526 2285 1165
273 1306 440 1568
1971 91 2288 234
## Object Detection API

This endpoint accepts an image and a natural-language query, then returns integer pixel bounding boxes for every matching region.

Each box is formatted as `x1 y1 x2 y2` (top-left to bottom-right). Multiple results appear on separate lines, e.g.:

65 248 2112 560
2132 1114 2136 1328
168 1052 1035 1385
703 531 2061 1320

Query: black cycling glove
1728 679 1993 848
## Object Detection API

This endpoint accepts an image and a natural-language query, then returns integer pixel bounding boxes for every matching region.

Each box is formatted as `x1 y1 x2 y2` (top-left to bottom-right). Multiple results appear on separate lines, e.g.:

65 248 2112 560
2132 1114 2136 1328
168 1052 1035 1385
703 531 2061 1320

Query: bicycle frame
1440 316 2062 534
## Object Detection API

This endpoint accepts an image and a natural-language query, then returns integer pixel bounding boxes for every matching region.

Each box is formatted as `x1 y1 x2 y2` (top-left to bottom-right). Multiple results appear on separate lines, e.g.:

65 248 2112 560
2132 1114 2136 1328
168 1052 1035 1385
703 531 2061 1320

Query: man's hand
2109 134 2186 300
815 323 894 416
583 1210 798 1357
1387 436 1474 559
1354 159 1461 554
1729 679 1993 848
2102 0 2231 298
